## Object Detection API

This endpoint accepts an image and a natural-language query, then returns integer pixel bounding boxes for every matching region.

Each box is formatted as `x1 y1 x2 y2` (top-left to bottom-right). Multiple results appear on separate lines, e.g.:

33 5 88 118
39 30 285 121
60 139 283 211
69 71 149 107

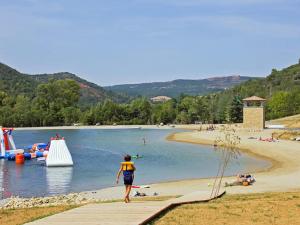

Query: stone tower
243 96 266 130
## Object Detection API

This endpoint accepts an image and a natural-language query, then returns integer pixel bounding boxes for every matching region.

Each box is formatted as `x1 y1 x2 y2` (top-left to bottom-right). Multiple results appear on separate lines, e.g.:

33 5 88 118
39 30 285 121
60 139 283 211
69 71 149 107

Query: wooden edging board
139 190 226 225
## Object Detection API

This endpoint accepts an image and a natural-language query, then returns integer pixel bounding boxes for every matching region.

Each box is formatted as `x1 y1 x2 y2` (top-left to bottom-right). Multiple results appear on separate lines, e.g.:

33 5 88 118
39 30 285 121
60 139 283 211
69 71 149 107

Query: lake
0 129 270 199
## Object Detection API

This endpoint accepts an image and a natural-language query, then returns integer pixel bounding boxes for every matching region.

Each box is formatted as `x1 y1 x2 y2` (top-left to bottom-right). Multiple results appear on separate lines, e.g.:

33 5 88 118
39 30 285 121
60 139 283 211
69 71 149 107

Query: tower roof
243 96 266 101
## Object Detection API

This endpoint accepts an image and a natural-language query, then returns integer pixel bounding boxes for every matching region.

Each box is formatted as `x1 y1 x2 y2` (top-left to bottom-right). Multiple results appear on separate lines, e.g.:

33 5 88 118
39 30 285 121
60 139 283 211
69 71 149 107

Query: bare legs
124 185 132 203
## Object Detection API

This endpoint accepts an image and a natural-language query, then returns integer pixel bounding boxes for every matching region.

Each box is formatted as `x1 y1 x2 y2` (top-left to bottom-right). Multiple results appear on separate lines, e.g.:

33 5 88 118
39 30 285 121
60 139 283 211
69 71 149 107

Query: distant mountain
0 62 128 105
104 76 258 98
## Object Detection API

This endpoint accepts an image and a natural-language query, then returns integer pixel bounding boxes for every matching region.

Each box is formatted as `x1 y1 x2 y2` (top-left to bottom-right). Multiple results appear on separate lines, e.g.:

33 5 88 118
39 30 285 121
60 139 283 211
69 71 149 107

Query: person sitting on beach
236 174 255 184
225 174 255 187
236 174 245 183
116 154 136 203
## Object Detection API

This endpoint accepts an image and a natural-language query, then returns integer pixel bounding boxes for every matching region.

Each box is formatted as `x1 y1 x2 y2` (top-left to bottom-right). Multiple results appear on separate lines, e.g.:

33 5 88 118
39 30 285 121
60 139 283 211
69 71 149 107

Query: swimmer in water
142 137 146 145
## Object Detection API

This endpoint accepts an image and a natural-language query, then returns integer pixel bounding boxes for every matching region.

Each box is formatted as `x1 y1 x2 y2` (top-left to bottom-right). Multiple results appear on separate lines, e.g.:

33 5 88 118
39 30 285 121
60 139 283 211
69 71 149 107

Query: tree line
0 78 244 127
0 61 300 127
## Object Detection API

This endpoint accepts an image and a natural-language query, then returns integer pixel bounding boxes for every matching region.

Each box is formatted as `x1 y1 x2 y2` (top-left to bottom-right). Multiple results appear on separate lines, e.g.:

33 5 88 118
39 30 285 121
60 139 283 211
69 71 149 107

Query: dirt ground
153 192 300 225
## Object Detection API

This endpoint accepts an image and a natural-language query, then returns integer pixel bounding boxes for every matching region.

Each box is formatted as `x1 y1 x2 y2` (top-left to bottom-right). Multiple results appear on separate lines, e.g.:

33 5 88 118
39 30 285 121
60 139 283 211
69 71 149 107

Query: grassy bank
270 114 300 128
272 131 300 140
0 205 79 225
152 192 300 225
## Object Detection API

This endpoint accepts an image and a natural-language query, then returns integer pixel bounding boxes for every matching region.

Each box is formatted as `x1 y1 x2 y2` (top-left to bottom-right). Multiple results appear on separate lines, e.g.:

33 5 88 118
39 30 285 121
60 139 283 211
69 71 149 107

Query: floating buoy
24 152 31 160
36 151 44 158
7 153 15 161
15 153 24 164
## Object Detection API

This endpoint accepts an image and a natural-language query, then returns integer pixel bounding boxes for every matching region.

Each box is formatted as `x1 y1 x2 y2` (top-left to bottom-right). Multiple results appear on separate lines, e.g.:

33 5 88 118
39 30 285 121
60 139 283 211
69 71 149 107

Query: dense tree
152 100 176 124
129 98 152 124
267 92 293 119
29 79 81 126
12 95 32 127
229 96 243 123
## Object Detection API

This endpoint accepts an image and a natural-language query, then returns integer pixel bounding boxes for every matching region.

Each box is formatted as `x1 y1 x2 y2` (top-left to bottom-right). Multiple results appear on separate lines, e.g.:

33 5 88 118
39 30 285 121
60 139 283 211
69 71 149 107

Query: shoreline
82 127 300 200
14 125 173 130
166 132 279 174
3 125 300 208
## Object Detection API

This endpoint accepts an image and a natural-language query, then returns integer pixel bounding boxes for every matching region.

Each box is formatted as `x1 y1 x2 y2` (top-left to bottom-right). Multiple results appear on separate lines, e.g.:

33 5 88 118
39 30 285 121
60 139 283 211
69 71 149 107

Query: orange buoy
16 153 25 165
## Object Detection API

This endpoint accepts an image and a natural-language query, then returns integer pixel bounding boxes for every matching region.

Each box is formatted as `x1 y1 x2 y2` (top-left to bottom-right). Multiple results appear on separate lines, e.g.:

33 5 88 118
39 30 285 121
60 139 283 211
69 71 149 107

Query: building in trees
150 96 172 103
243 96 266 130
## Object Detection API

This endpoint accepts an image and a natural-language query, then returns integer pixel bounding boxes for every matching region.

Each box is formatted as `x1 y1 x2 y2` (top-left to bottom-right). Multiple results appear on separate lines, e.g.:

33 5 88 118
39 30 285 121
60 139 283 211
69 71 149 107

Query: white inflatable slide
46 140 73 167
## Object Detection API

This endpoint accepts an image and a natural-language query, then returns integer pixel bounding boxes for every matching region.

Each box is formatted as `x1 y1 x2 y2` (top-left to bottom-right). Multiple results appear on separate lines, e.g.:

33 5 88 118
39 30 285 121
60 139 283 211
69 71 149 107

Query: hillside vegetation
0 60 300 127
0 63 127 105
212 61 300 121
0 63 39 97
95 60 300 125
105 76 256 98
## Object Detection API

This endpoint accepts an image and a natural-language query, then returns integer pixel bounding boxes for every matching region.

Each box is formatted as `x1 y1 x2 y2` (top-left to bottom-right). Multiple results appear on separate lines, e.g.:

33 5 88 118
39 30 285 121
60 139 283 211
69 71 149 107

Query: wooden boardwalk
26 190 224 225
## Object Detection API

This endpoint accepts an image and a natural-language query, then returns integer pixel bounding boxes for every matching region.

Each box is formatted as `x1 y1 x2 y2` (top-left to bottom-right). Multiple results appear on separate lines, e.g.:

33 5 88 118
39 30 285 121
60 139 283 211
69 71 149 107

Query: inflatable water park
0 127 73 167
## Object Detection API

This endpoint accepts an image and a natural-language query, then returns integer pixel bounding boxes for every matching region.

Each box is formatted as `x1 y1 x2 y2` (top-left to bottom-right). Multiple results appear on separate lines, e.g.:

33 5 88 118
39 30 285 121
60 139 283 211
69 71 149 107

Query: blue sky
0 0 300 85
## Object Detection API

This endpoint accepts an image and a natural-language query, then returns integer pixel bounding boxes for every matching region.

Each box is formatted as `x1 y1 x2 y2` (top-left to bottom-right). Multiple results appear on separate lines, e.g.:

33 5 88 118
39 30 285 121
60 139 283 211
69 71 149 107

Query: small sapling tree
210 125 241 198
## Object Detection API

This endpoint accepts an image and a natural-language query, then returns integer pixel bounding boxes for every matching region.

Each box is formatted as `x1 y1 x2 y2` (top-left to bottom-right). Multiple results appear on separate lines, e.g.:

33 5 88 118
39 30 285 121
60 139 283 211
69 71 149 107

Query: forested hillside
32 73 129 105
212 61 300 121
0 60 299 127
0 63 127 105
84 60 300 125
104 76 256 98
0 63 38 97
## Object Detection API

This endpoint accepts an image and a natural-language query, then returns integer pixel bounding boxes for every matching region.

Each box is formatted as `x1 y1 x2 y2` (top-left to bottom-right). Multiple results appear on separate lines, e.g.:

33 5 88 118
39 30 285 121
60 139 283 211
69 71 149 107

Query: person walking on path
116 154 136 203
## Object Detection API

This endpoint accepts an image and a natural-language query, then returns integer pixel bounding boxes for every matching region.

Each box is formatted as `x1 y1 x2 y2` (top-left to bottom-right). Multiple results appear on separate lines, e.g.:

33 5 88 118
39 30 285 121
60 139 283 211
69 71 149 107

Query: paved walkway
26 190 224 225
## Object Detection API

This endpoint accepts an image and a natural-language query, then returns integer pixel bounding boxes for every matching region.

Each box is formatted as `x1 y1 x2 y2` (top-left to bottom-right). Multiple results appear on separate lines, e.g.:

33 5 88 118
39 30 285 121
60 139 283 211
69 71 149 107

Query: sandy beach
80 126 300 201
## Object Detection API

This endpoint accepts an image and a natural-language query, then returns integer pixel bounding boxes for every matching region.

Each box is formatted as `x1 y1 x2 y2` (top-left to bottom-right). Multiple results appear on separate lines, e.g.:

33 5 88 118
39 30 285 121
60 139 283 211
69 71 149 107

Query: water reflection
0 160 11 199
46 167 73 195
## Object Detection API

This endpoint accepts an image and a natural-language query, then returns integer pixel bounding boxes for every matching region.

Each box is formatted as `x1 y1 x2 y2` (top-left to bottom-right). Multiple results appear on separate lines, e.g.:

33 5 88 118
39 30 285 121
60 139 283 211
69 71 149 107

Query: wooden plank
26 190 225 225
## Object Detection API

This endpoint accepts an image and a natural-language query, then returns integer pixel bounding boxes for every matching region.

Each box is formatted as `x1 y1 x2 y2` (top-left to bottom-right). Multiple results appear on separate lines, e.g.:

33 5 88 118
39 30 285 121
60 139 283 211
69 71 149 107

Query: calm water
0 129 270 199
